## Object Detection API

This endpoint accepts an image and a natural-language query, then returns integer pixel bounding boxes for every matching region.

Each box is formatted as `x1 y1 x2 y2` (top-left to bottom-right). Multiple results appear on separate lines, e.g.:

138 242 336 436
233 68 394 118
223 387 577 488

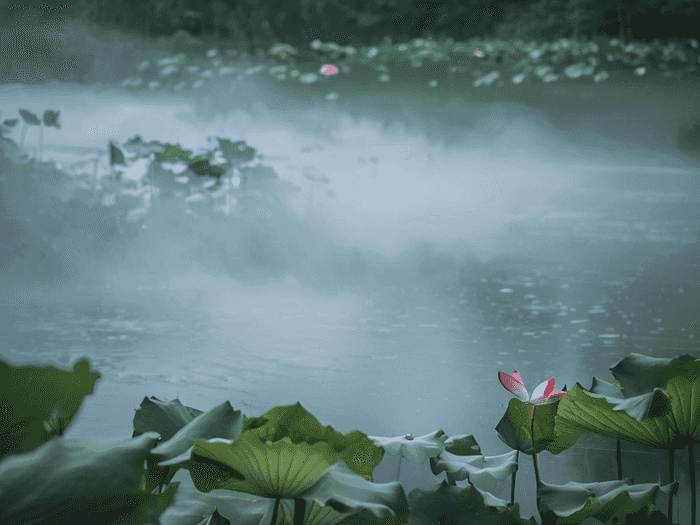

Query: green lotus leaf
367 430 448 462
403 479 534 525
187 433 335 498
109 141 126 166
240 402 384 481
537 477 678 525
18 109 40 125
0 358 101 460
555 383 674 450
431 449 519 492
153 143 193 163
496 397 581 456
0 432 177 525
216 138 256 164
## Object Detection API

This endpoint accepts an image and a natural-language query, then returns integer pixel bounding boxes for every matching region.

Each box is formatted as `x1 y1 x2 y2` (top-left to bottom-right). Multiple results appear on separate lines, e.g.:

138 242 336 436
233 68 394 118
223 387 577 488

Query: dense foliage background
2 0 697 54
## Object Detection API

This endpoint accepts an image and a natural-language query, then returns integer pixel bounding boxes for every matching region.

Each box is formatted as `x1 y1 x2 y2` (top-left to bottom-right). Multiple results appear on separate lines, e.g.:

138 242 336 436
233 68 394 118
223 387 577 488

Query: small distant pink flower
320 64 338 76
499 370 567 417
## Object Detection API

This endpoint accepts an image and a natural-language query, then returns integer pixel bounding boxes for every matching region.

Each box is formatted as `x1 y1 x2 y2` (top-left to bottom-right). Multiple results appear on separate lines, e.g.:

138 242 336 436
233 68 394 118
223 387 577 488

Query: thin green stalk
689 443 696 525
616 439 622 481
38 123 44 161
294 498 306 525
510 449 519 506
19 123 27 152
395 455 403 482
91 158 99 202
269 496 281 525
531 410 541 485
667 447 674 525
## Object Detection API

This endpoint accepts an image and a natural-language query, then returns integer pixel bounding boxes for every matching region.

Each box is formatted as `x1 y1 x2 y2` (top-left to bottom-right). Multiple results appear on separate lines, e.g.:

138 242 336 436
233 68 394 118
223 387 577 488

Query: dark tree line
1 0 697 53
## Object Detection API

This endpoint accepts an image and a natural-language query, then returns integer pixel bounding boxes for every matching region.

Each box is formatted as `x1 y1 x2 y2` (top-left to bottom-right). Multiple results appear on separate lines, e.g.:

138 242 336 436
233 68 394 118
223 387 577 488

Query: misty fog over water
1 60 699 522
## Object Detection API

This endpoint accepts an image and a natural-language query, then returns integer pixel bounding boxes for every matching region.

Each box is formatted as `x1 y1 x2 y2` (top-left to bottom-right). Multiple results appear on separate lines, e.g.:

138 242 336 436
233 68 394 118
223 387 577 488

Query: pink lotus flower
320 64 338 76
499 370 567 418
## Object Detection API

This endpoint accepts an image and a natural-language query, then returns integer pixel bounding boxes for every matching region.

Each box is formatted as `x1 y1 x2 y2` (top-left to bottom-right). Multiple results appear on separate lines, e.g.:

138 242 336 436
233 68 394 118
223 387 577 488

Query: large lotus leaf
555 383 674 450
495 397 581 455
430 449 518 492
397 479 536 525
588 377 624 398
442 433 482 456
536 477 678 525
586 378 671 422
159 488 274 525
240 402 384 481
290 460 408 521
0 432 178 525
185 434 339 498
276 498 354 525
609 353 697 399
132 395 204 441
664 364 700 446
151 401 242 460
140 400 242 492
0 358 101 460
366 430 448 462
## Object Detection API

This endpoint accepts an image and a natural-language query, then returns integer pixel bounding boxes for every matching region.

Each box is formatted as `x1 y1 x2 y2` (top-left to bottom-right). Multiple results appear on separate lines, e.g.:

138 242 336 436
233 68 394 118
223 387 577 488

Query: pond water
1 63 699 523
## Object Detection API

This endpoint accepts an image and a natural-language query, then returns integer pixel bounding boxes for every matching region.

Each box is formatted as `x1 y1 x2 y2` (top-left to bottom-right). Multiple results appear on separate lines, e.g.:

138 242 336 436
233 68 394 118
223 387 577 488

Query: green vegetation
1 352 696 524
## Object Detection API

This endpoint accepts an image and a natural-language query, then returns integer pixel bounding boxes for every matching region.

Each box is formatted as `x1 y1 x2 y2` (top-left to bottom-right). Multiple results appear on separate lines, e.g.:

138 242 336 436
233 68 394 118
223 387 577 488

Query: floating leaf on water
216 138 255 164
3 118 19 127
160 65 178 76
153 143 193 163
269 43 298 56
299 73 318 84
188 158 226 178
19 109 41 125
109 141 126 166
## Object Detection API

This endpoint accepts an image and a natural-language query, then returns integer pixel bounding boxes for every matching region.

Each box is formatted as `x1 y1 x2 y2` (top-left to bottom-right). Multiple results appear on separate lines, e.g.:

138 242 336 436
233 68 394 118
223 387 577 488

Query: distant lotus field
115 36 699 97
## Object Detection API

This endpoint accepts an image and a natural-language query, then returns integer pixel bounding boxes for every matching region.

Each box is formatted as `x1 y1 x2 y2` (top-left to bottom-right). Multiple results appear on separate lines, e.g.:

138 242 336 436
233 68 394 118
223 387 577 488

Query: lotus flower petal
499 370 529 402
